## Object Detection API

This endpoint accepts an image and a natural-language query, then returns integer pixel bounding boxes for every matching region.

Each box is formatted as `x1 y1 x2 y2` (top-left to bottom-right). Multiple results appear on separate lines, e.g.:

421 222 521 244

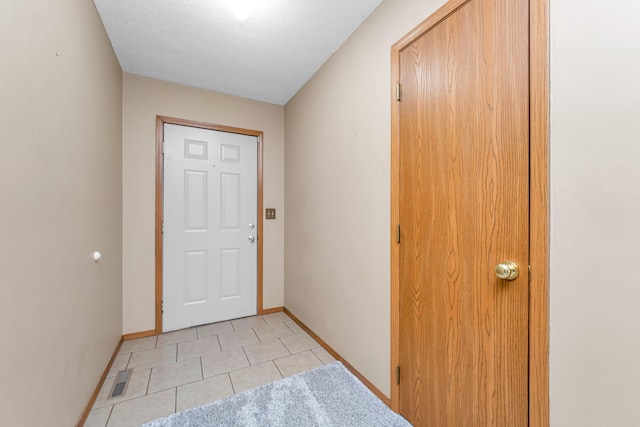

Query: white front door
163 123 258 332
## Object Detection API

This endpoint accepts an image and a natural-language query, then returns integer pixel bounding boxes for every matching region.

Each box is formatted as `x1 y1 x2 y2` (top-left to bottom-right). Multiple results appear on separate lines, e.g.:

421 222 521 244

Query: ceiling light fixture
228 0 255 20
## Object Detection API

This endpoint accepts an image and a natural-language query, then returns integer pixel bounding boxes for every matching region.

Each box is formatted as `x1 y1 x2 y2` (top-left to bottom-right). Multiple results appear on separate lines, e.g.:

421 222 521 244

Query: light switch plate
265 208 276 220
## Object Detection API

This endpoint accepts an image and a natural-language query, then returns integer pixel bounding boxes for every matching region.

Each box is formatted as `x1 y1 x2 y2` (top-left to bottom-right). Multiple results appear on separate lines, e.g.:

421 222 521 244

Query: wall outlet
265 208 276 220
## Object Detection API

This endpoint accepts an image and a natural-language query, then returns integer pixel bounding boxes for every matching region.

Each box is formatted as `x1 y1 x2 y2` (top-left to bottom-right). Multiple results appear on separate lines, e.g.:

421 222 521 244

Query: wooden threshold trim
259 306 284 315
155 115 265 334
283 308 391 407
76 337 124 427
123 329 156 341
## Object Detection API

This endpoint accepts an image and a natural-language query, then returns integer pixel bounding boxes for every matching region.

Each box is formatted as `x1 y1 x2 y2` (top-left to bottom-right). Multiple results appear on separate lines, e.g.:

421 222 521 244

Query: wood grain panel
529 0 550 425
396 0 529 424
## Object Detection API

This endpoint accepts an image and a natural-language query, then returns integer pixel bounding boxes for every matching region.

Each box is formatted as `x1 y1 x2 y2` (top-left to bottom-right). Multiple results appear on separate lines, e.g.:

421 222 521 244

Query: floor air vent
108 369 133 399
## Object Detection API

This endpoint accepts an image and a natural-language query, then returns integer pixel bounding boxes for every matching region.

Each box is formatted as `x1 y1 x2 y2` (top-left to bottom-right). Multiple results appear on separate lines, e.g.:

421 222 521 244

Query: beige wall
550 1 640 425
122 74 285 334
284 0 447 397
0 0 123 425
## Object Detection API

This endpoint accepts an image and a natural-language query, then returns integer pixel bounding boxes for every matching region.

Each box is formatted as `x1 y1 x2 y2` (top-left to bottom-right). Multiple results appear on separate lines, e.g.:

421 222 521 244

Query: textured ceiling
94 0 383 105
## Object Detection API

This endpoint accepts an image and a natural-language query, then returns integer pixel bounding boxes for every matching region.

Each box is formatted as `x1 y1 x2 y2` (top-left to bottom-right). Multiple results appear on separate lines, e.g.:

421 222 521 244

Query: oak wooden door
397 0 529 425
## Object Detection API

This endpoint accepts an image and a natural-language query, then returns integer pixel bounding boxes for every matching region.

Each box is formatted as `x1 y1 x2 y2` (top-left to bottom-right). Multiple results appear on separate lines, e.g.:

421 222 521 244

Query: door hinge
161 300 164 314
396 366 401 385
162 141 166 154
395 82 401 101
161 220 164 234
396 224 401 243
528 265 531 284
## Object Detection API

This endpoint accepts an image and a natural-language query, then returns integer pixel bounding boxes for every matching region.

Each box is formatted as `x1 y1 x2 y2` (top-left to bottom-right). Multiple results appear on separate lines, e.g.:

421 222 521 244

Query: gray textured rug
140 361 411 427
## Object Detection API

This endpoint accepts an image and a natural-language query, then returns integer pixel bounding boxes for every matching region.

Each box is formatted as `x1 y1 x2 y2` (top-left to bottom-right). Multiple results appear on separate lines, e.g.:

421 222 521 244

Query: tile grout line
227 372 237 395
154 374 213 395
271 359 285 379
310 350 324 365
173 386 177 415
104 404 114 427
278 336 293 354
282 321 294 335
145 367 152 396
240 345 252 367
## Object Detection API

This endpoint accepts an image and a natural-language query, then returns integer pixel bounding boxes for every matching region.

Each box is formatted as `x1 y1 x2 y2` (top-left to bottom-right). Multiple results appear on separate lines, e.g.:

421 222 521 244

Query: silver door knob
495 261 519 280
248 223 255 230
248 236 256 243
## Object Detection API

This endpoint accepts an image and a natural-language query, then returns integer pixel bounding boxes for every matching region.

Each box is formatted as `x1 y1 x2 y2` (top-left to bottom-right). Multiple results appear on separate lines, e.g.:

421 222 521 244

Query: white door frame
155 115 264 334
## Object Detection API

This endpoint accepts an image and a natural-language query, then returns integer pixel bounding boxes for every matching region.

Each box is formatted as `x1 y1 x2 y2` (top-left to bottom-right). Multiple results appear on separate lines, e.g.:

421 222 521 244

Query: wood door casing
396 0 529 425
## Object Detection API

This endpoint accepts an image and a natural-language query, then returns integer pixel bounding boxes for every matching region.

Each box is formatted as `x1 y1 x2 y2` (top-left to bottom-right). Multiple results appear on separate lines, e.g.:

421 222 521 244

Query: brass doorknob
495 261 519 280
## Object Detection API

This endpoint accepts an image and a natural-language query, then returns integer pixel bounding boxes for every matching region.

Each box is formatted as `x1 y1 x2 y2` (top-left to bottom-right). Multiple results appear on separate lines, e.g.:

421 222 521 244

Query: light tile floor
85 312 335 427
